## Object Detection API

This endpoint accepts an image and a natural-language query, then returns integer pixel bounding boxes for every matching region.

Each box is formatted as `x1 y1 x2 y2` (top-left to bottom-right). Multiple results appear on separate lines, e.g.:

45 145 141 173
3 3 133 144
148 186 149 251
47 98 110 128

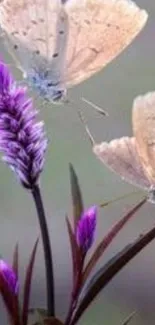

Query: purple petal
0 259 19 295
76 206 97 253
0 61 47 188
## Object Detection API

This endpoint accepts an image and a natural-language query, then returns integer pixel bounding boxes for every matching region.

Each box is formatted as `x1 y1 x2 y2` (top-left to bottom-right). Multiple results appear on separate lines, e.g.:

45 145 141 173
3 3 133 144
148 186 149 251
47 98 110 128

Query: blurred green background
0 0 155 324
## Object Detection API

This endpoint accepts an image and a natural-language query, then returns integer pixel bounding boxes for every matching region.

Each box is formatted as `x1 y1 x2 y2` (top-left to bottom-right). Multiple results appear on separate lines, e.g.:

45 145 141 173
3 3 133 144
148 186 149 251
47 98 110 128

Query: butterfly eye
35 50 40 55
47 82 54 87
52 53 59 58
52 90 66 102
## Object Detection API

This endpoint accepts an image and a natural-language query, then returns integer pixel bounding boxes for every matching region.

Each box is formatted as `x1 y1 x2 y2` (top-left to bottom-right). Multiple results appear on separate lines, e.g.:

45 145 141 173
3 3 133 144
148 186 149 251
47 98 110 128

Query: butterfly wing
0 0 69 83
64 0 148 87
93 136 151 190
0 0 148 88
132 92 155 185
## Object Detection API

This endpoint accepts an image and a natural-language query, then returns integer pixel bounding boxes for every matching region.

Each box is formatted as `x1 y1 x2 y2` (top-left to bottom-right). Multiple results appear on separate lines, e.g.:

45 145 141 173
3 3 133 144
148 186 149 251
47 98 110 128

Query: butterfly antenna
78 108 96 146
65 97 96 146
81 97 109 116
100 190 145 207
119 311 137 325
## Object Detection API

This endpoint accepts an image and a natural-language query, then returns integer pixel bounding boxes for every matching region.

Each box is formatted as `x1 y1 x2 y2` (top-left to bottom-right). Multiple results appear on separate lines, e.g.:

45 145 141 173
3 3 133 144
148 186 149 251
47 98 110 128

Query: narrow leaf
12 243 19 278
22 238 39 325
78 243 132 305
66 216 82 281
71 224 155 325
69 163 84 229
12 243 20 321
83 198 146 283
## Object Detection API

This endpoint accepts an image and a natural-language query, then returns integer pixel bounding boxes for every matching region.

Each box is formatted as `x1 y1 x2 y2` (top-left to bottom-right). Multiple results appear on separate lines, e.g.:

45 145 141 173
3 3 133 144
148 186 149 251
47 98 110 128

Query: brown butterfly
93 92 155 203
80 92 155 203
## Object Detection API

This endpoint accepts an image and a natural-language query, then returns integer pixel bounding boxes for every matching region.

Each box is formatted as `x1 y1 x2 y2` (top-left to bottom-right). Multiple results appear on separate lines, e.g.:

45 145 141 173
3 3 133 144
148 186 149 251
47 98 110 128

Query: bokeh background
0 0 155 324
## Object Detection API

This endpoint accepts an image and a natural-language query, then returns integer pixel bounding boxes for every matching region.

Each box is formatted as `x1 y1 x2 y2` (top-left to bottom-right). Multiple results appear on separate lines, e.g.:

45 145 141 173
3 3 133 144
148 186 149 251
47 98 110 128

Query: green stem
31 184 55 316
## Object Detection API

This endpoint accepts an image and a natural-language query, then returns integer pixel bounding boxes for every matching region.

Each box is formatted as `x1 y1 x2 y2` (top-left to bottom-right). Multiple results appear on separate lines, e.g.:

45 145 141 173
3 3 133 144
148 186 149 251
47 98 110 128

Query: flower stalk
32 184 55 317
0 62 54 317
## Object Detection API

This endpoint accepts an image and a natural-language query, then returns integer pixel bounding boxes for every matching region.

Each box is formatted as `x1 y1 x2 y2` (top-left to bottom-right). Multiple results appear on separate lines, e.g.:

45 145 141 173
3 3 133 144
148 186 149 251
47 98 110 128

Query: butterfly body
0 0 148 102
26 68 66 102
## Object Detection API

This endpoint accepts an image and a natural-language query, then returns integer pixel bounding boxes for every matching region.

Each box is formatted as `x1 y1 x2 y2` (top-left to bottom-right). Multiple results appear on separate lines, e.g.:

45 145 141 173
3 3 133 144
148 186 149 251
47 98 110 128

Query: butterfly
0 0 148 103
92 92 155 203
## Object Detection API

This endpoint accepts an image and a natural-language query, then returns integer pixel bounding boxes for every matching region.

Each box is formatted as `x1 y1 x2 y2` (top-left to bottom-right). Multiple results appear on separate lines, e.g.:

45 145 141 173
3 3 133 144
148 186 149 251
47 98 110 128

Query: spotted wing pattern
64 0 148 87
0 0 68 84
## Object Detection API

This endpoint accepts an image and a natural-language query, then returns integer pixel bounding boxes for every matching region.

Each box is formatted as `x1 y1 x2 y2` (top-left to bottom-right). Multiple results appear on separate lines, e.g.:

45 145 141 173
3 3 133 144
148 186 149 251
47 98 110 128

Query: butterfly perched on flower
93 92 155 203
0 0 148 102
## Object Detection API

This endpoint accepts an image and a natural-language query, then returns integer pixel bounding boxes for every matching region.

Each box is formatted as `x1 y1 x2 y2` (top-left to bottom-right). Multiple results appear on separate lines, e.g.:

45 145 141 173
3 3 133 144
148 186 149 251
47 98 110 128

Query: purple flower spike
76 206 97 254
0 259 19 295
0 61 47 188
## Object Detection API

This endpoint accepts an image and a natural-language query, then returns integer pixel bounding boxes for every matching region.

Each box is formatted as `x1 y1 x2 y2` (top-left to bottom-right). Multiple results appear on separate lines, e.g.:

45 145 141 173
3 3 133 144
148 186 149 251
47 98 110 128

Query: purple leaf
71 223 155 325
69 164 84 230
12 243 19 278
82 198 146 283
66 217 82 282
22 238 39 325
